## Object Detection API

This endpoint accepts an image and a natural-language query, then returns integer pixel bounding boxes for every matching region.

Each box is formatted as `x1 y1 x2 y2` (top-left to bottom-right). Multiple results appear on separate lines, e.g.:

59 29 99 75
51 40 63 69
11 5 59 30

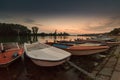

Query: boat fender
12 52 19 58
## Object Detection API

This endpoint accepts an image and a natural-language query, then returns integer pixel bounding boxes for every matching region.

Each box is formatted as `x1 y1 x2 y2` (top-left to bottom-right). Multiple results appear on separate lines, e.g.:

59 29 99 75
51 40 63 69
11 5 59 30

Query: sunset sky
0 0 120 34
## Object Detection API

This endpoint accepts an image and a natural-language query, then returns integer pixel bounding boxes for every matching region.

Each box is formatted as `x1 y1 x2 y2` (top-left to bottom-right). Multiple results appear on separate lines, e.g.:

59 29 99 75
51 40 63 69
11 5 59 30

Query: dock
92 44 120 80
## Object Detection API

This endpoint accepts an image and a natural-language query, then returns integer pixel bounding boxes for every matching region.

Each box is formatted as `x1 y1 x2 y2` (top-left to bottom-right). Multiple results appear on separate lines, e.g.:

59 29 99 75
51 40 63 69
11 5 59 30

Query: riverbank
91 36 120 80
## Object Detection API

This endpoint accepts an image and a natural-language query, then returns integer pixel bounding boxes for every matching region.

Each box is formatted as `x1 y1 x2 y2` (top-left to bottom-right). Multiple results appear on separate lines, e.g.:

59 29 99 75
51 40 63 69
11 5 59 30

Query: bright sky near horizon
0 0 120 34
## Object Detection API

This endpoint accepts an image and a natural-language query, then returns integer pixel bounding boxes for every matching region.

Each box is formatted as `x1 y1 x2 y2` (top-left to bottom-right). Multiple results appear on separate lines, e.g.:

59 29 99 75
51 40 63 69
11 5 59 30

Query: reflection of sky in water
37 36 91 43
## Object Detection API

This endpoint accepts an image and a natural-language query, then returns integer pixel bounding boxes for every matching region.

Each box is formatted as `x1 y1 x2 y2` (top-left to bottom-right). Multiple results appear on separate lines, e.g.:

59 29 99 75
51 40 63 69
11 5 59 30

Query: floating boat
24 42 71 67
0 43 24 67
52 43 109 56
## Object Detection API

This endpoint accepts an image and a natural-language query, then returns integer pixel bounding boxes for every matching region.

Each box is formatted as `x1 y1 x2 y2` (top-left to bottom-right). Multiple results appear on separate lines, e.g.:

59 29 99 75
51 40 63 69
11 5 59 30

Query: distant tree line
0 23 31 36
77 28 120 36
77 33 105 36
109 28 120 35
0 23 70 36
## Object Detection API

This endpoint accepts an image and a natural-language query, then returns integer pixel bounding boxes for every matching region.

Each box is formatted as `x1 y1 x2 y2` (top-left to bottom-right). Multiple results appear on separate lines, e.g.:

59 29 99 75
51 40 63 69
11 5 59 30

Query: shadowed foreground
0 51 111 80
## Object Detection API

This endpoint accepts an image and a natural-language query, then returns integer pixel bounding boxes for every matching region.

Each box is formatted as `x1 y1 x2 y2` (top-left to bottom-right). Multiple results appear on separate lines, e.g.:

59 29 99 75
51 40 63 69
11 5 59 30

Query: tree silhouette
32 26 39 35
109 28 120 35
0 23 31 36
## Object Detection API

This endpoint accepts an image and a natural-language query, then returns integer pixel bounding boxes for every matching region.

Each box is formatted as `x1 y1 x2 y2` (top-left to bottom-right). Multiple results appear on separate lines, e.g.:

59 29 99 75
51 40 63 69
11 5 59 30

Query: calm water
0 35 91 43
37 36 90 43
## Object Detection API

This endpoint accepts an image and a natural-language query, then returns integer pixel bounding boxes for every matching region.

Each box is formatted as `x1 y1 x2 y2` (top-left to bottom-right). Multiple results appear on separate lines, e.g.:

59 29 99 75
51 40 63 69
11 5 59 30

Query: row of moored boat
0 38 120 67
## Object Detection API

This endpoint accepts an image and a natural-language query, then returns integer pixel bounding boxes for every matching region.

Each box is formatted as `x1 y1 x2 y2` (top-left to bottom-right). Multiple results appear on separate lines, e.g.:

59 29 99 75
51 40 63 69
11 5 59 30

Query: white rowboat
24 42 71 67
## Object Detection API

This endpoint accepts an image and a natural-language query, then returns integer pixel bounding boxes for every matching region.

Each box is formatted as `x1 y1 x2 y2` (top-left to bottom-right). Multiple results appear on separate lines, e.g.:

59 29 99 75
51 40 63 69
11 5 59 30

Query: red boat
0 43 24 67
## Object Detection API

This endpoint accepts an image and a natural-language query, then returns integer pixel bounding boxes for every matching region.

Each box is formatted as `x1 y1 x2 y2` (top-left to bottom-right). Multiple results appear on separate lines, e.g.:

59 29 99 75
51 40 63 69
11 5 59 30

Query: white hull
24 42 71 67
31 57 70 66
67 48 108 56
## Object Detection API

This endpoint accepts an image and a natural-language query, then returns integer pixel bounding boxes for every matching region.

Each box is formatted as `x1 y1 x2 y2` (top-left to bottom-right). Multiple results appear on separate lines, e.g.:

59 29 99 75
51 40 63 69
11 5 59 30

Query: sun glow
27 16 117 34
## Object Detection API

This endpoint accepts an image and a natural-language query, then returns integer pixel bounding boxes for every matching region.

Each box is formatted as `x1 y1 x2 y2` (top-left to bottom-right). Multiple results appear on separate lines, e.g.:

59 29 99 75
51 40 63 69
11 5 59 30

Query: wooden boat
52 43 109 56
74 38 120 47
90 35 115 42
46 41 104 46
106 41 120 46
74 42 103 46
57 40 84 44
46 41 74 46
0 43 24 67
24 42 71 67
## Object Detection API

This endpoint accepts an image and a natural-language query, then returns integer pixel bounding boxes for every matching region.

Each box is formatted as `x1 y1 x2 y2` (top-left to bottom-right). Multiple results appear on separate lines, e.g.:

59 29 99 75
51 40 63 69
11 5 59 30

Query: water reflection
0 35 37 44
0 35 90 44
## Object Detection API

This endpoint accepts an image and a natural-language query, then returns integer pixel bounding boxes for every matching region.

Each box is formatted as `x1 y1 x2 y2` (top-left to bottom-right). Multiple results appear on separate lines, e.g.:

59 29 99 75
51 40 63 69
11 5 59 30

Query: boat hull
24 42 71 67
0 43 24 68
106 42 120 47
0 55 23 68
0 49 24 67
51 43 109 56
66 48 108 56
31 57 70 67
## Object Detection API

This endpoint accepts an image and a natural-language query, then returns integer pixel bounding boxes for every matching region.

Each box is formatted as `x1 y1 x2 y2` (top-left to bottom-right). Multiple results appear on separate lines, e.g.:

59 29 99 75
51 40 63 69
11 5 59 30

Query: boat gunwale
0 48 24 65
66 46 109 51
0 43 24 66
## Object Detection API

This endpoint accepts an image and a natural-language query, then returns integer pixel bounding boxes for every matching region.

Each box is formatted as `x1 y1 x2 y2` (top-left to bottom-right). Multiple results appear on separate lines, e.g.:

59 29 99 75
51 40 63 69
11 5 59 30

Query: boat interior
26 43 50 51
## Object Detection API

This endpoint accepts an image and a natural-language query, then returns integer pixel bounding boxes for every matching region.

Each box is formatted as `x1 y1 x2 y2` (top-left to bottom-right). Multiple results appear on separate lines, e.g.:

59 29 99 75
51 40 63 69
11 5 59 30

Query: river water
0 35 91 43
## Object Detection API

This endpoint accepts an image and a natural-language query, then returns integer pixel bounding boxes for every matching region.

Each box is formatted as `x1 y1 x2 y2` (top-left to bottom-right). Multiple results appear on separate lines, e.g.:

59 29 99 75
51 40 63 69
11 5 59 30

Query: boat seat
12 52 19 58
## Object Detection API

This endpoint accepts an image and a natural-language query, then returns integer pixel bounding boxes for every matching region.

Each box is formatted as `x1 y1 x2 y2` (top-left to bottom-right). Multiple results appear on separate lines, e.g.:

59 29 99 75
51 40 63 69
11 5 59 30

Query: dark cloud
0 0 120 34
0 0 120 16
0 14 13 20
83 16 120 32
24 18 35 23
107 16 120 27
33 23 43 26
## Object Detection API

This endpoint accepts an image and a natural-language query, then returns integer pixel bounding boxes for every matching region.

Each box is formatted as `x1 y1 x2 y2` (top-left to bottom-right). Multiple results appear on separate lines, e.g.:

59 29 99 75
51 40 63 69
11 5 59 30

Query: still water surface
0 36 90 43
